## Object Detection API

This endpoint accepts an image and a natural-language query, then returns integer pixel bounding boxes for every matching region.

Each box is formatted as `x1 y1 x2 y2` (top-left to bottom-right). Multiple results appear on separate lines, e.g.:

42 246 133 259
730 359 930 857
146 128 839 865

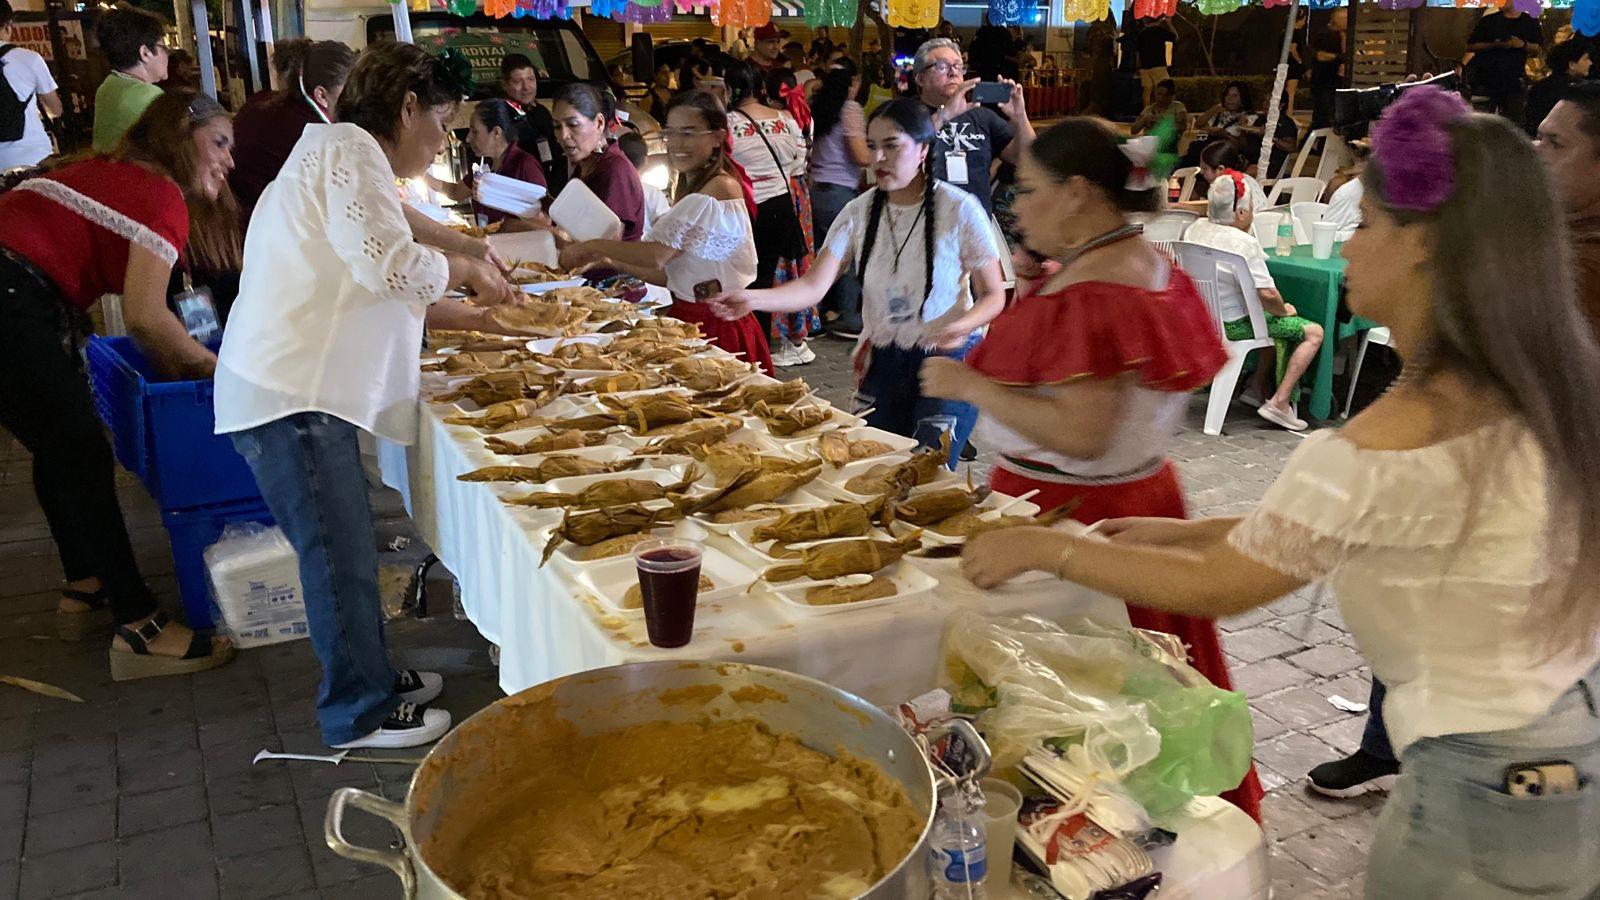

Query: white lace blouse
646 192 757 303
215 124 450 444
1229 422 1600 755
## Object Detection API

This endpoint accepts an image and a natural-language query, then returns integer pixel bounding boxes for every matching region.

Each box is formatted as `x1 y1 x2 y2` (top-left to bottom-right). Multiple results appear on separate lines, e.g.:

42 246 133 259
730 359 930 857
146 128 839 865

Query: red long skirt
661 300 774 376
992 461 1266 823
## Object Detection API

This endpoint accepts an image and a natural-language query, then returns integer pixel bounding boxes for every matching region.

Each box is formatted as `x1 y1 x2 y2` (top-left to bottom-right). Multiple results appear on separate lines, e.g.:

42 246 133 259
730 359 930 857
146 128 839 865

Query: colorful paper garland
804 0 857 27
1577 0 1600 35
885 0 941 27
712 0 769 27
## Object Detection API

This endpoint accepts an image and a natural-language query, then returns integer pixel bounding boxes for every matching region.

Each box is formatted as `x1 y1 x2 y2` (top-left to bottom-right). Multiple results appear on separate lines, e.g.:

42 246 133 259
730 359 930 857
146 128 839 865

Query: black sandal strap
61 585 110 609
181 630 216 660
114 612 169 656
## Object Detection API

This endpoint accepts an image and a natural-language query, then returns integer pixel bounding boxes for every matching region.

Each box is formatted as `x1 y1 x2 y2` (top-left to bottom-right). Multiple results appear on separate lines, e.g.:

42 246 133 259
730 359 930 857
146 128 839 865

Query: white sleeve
1325 180 1363 241
322 136 449 308
954 191 1002 272
646 193 748 262
821 198 862 270
1247 254 1277 293
24 51 57 94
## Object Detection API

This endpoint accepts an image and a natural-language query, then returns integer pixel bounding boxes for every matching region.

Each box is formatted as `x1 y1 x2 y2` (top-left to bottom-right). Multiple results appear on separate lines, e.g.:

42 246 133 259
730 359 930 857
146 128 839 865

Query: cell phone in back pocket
1505 761 1582 797
693 279 723 302
971 82 1013 106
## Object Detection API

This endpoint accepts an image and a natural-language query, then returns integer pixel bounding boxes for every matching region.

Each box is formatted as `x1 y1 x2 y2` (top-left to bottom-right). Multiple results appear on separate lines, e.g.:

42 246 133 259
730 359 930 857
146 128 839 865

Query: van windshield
369 14 599 99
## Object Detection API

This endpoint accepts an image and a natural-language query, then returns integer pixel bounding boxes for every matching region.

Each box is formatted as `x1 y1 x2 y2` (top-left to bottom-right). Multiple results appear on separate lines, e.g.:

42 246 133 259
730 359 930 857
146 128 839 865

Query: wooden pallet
1352 5 1412 87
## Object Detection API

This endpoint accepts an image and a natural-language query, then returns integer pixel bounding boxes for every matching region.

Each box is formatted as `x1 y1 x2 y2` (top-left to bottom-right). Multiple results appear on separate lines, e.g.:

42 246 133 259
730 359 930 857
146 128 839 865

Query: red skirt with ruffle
661 300 774 376
991 462 1266 824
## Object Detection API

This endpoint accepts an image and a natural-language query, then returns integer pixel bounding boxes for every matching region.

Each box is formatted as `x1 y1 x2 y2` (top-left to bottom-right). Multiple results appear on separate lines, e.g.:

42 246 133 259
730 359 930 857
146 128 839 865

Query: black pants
1478 80 1528 125
0 255 156 624
1311 85 1337 129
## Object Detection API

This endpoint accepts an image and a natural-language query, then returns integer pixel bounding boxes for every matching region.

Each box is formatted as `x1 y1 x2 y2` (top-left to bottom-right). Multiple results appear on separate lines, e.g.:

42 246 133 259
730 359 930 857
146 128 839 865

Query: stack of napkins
477 172 547 218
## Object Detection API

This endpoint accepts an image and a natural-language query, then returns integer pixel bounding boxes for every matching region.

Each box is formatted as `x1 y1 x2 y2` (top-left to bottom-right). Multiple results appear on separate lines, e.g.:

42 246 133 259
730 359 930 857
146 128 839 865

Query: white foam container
780 426 919 466
548 518 710 572
762 561 938 616
204 526 309 649
810 453 958 503
573 547 759 616
887 491 1042 546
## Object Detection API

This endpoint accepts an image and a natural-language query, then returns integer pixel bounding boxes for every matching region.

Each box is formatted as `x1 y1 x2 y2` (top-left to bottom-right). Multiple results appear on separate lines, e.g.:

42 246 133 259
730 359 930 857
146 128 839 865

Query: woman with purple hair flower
958 86 1600 894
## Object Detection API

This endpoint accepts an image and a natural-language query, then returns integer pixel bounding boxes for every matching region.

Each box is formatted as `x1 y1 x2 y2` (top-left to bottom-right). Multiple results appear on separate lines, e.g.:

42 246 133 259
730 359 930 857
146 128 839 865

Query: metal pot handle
325 787 417 899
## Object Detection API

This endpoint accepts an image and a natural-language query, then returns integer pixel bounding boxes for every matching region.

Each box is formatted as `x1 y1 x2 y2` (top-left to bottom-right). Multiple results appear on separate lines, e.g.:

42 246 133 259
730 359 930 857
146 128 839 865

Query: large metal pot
325 660 987 899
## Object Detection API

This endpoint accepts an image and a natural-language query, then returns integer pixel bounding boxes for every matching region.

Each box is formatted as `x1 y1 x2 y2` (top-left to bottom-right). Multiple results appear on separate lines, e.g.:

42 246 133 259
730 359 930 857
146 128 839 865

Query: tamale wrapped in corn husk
690 443 798 487
421 351 521 374
888 487 990 527
761 532 922 582
704 379 810 413
623 344 695 366
686 460 823 513
752 400 834 437
425 331 524 353
804 576 897 607
484 429 606 456
542 505 685 563
443 397 548 430
842 433 951 495
598 394 700 435
457 457 640 484
430 370 549 406
576 371 664 394
708 507 786 525
508 466 701 510
666 357 751 391
488 302 590 336
637 419 742 455
750 498 883 544
929 510 1037 538
817 431 898 468
626 317 702 341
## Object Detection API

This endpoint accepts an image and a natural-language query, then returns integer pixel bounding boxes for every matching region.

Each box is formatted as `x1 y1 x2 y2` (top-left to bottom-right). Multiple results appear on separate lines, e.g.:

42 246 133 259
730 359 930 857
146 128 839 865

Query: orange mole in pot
422 713 922 899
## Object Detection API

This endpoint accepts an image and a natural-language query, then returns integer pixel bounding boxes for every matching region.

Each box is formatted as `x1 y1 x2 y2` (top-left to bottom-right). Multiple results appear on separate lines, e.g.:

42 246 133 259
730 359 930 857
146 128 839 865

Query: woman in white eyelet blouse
214 45 512 752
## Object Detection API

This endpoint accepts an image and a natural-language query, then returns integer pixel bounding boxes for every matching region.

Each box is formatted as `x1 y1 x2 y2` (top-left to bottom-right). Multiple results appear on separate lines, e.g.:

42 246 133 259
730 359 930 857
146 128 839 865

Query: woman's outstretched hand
706 291 755 321
962 526 1060 588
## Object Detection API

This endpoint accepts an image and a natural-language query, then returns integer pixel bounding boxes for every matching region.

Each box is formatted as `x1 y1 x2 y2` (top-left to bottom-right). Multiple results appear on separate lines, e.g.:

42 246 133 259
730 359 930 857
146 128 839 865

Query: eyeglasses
662 128 716 141
923 60 965 76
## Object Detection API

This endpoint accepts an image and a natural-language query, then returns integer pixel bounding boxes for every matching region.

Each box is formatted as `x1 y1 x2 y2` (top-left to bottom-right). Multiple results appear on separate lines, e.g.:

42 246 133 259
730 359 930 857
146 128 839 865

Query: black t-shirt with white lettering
924 104 1014 214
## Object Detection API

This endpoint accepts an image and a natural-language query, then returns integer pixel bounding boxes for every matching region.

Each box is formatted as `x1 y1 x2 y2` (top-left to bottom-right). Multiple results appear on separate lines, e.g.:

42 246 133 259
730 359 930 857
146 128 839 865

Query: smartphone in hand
971 82 1014 106
693 279 724 302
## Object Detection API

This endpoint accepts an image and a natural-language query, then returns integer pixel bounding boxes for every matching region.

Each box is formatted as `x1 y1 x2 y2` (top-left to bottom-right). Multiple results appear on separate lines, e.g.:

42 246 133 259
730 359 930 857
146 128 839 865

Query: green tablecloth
1264 245 1377 420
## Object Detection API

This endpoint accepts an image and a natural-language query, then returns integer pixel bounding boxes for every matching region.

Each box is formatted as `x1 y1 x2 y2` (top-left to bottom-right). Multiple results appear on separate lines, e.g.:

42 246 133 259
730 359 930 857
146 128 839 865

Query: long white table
378 394 1129 704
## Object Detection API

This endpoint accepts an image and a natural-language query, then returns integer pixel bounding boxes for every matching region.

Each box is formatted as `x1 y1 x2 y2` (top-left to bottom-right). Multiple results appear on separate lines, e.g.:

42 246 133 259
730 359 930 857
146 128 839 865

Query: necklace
885 202 926 275
1383 342 1434 397
1055 223 1144 269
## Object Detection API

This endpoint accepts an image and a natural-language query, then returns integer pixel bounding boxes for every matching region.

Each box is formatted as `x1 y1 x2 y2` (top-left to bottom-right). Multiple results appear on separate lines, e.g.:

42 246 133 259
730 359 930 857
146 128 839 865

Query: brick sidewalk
0 337 1376 899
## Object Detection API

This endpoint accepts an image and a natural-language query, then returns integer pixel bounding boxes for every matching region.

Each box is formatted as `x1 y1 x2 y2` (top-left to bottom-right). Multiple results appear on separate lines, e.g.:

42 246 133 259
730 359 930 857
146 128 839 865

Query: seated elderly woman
1183 177 1323 431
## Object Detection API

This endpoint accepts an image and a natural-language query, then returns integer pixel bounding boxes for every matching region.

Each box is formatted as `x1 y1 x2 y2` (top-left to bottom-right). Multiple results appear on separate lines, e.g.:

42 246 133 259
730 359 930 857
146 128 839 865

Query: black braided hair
857 98 938 309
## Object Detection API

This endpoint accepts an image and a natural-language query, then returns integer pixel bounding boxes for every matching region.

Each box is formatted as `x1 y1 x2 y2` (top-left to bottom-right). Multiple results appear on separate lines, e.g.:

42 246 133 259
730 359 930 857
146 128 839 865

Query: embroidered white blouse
215 123 450 444
1229 422 1600 754
646 192 757 303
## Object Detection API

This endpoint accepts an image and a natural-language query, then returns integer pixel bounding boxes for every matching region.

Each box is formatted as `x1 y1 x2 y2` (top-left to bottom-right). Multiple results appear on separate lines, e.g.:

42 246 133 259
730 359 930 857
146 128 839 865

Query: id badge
886 294 915 324
945 152 969 185
175 284 221 349
536 139 554 163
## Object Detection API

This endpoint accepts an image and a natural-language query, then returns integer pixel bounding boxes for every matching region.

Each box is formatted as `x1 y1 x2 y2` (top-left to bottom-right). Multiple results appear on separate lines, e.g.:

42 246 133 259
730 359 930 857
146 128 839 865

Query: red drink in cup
632 538 704 648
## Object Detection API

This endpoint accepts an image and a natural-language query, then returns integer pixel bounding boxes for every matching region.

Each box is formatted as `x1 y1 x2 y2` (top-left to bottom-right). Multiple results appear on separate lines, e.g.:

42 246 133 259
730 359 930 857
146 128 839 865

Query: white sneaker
394 669 442 706
332 702 451 749
1257 403 1308 432
771 343 804 367
795 341 816 364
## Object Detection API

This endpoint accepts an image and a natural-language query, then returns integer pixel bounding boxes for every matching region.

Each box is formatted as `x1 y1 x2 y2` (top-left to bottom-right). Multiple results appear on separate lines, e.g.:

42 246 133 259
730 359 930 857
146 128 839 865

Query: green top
92 73 163 153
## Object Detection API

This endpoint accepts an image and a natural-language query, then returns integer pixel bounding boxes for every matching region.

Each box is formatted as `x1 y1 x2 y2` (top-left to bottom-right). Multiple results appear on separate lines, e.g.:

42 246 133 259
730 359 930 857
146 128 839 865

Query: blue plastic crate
86 335 261 510
162 500 277 631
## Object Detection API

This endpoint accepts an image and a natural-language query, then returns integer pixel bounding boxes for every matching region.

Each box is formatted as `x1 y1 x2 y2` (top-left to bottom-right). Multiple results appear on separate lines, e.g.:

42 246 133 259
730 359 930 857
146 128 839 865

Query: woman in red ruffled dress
922 118 1263 821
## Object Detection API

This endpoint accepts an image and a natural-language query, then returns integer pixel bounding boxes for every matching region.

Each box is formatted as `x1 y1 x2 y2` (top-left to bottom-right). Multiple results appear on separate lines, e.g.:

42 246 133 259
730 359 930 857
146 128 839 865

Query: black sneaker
395 669 443 705
959 440 979 462
332 701 451 750
1307 749 1399 798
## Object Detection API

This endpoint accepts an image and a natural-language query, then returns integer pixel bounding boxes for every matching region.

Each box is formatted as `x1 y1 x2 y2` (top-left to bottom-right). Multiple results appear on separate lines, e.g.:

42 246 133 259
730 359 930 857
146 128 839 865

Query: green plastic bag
943 612 1254 816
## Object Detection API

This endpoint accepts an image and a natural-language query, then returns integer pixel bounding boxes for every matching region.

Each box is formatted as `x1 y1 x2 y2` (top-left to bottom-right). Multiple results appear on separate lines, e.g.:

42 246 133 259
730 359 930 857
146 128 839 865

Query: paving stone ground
0 337 1387 899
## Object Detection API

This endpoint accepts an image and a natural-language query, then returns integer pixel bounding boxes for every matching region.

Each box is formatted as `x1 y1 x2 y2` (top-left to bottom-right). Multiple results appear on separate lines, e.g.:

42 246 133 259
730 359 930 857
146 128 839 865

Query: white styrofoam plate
886 491 1042 546
748 401 862 440
762 560 937 616
518 278 588 296
809 453 957 502
548 518 710 571
525 333 611 355
781 426 920 466
574 547 759 616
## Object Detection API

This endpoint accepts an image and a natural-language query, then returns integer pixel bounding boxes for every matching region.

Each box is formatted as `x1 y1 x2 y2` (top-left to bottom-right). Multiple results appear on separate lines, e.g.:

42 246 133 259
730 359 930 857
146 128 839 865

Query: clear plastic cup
981 777 1024 898
632 538 704 648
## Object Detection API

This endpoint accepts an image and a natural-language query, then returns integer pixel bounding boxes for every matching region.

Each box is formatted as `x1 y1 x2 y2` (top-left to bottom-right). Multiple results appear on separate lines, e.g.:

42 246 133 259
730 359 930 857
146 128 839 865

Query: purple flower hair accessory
1370 86 1471 213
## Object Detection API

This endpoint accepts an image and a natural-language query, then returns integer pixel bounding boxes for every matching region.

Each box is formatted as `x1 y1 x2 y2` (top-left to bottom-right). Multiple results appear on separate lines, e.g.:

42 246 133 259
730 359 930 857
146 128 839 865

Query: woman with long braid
710 98 1005 462
561 90 771 373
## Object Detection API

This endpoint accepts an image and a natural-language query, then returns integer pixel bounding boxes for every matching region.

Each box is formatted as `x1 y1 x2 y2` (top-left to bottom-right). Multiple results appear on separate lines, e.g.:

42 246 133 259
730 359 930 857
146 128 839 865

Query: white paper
550 179 623 243
1328 694 1368 714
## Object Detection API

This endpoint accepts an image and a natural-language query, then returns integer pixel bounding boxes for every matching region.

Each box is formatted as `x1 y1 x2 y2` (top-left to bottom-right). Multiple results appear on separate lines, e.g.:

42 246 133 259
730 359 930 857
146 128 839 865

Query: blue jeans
853 339 978 470
1365 664 1600 899
230 413 400 745
810 182 862 329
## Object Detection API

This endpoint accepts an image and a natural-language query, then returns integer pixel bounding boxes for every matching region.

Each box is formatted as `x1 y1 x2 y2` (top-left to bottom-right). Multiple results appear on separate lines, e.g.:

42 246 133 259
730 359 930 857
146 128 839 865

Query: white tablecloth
379 398 1129 703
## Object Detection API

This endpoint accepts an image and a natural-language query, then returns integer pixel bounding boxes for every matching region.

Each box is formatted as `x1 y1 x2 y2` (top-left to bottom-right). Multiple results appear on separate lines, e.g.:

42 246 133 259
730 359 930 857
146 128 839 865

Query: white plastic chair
1143 211 1197 245
1264 177 1326 210
1171 167 1201 203
1286 127 1341 182
1343 326 1392 417
1171 241 1275 436
1290 202 1329 246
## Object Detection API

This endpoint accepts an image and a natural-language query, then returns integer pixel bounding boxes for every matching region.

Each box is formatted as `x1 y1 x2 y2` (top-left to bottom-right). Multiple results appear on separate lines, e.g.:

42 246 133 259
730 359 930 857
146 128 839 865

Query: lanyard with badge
507 99 556 164
173 267 221 350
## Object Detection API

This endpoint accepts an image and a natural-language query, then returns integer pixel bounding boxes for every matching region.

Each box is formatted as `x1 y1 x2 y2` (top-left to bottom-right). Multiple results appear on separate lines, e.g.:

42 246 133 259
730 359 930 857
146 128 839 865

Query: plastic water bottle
1275 221 1294 257
930 791 988 899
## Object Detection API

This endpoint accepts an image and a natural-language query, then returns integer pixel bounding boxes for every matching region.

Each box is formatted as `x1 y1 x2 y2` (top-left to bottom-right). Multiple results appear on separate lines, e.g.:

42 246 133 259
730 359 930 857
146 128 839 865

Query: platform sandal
109 612 236 682
56 585 113 642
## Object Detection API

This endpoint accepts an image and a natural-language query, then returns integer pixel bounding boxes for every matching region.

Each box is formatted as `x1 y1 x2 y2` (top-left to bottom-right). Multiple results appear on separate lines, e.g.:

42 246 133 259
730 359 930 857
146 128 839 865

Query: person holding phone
710 99 1005 463
912 38 1035 215
560 90 771 374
